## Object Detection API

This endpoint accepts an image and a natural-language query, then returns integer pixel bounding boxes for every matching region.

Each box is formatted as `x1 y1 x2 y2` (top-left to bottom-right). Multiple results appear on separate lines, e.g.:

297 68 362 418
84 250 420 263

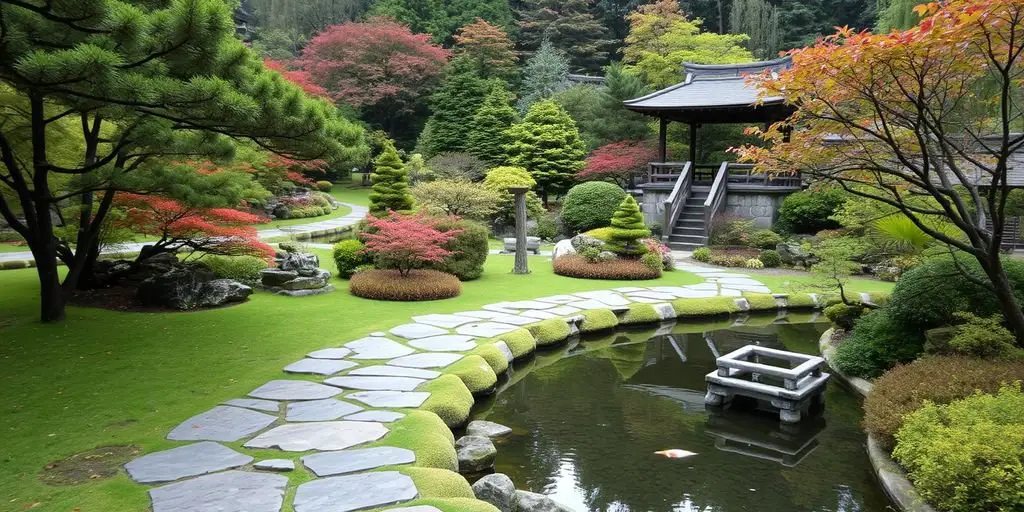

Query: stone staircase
666 186 711 251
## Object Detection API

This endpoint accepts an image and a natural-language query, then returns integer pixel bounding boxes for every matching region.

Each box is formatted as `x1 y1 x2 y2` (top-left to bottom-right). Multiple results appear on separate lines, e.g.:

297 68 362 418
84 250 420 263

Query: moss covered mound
398 467 475 499
743 293 778 311
620 303 661 325
404 498 502 512
377 410 457 471
471 344 509 375
672 297 740 317
784 293 819 308
419 375 475 428
527 318 571 347
579 309 619 332
494 328 537 359
446 355 498 394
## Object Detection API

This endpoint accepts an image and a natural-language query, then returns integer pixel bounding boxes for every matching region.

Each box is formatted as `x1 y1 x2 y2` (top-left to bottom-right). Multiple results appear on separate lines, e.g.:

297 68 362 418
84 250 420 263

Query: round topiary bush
775 188 846 234
316 180 333 192
333 239 367 279
553 254 660 280
758 249 782 267
693 246 711 262
349 269 461 301
428 218 489 281
561 182 627 233
748 229 783 249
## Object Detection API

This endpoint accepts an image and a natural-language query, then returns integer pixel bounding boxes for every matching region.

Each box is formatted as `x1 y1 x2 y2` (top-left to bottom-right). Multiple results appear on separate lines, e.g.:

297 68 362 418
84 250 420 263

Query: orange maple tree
737 0 1024 340
453 18 518 82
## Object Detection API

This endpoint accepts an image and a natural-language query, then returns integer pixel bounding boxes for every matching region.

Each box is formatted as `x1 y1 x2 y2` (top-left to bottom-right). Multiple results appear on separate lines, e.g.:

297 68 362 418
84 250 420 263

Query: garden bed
553 255 661 280
349 269 462 301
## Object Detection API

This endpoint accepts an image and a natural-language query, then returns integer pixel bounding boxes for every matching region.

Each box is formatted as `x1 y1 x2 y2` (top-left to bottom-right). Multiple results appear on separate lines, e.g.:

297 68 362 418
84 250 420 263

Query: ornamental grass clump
349 269 461 301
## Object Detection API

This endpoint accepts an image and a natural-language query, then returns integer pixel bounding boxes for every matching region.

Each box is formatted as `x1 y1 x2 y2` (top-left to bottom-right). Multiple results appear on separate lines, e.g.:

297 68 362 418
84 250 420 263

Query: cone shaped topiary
369 140 414 216
606 195 650 256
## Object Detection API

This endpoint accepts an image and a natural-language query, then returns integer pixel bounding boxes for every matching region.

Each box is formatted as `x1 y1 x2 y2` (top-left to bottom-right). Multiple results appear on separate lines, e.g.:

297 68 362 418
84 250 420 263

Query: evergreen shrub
560 182 627 233
832 309 924 379
332 239 367 279
349 269 461 301
201 255 269 286
429 218 489 281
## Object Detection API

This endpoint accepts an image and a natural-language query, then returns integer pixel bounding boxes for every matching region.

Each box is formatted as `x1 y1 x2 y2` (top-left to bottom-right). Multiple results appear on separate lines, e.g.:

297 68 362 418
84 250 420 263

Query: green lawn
0 242 27 252
0 250 894 512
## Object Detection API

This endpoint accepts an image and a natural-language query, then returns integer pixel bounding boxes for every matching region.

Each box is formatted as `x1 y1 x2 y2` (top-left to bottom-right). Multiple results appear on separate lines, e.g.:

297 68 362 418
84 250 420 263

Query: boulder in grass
552 239 576 260
278 252 319 272
138 268 251 310
260 269 299 287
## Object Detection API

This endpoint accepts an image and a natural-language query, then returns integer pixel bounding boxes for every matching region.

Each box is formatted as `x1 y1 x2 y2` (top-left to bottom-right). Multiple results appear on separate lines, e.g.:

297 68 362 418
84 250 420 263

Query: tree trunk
978 253 1024 344
32 238 66 323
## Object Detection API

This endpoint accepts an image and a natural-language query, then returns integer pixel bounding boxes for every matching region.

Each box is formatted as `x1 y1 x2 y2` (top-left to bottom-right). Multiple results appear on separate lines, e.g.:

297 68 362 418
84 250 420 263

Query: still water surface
471 315 891 512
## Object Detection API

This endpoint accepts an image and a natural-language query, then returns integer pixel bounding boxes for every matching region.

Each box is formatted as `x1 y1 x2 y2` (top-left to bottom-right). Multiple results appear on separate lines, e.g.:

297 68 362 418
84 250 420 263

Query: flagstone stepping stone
293 471 418 512
389 323 448 339
308 348 353 360
167 406 276 442
480 304 524 315
534 294 579 304
567 299 615 310
347 391 431 408
223 398 279 413
519 310 561 320
493 300 557 310
494 341 514 363
717 277 764 286
254 459 294 472
731 285 772 294
249 380 341 401
675 290 721 299
149 470 287 512
455 310 513 319
286 399 363 422
245 421 388 452
349 365 441 379
284 358 357 376
613 286 648 293
371 331 387 336
325 376 426 391
627 296 668 304
411 314 478 328
629 291 677 300
685 283 720 291
388 507 442 512
126 442 252 484
456 322 520 338
345 336 416 359
408 335 477 352
719 288 743 297
388 353 462 369
345 410 405 423
303 447 416 477
546 305 581 315
573 290 622 300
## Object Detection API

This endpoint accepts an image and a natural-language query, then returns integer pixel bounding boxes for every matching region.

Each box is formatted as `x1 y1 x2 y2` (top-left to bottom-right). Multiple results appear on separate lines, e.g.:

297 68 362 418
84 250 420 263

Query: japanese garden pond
470 313 891 512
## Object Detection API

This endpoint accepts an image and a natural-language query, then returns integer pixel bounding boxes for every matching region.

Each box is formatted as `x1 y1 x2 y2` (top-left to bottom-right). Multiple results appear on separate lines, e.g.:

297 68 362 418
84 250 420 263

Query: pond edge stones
456 435 497 474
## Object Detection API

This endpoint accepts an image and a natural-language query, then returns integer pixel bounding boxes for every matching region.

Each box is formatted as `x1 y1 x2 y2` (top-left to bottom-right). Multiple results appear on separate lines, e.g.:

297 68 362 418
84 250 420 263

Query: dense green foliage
605 196 651 256
894 385 1024 512
481 166 544 226
369 0 513 44
552 64 650 149
518 0 614 72
946 314 1018 359
333 239 368 279
832 309 923 378
467 86 519 164
516 39 570 112
758 249 782 267
201 256 270 287
730 0 781 59
421 60 496 157
369 141 415 216
561 182 628 233
775 189 846 234
505 100 586 204
693 247 711 262
430 218 490 281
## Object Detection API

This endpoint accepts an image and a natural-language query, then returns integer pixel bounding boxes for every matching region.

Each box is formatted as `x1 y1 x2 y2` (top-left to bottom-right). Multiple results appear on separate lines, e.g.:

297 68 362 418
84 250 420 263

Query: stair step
668 234 707 243
667 242 704 251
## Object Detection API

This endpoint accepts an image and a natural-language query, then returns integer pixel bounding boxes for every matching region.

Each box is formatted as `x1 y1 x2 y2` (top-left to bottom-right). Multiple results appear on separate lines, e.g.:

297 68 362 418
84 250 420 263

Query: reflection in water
471 316 890 512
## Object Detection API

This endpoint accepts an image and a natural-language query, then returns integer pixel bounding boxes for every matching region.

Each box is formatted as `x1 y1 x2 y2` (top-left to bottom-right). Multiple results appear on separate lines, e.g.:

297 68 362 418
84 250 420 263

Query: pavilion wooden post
688 123 698 164
508 186 530 275
658 117 668 162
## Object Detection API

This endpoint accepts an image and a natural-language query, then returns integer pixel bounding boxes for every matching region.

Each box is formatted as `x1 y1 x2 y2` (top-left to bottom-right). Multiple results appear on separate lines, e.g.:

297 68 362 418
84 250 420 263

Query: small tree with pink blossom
362 211 462 277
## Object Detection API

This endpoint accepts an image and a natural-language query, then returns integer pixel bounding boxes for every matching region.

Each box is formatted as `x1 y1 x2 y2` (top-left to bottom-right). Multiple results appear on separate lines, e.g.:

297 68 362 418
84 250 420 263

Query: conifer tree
504 100 586 206
517 39 570 112
730 0 781 60
468 85 519 164
606 195 651 256
369 141 415 216
517 0 615 72
421 59 494 157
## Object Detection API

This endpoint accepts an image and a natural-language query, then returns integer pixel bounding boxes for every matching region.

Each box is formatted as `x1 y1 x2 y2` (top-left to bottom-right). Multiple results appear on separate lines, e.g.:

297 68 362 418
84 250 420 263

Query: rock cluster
261 252 335 297
138 267 253 310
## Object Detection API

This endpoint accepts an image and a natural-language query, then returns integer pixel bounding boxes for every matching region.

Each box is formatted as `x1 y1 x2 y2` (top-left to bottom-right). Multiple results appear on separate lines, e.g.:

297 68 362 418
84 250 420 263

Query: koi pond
470 314 890 512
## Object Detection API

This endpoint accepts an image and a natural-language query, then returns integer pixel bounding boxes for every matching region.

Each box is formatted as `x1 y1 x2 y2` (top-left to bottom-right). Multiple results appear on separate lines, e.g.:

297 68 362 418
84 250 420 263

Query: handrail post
662 162 692 240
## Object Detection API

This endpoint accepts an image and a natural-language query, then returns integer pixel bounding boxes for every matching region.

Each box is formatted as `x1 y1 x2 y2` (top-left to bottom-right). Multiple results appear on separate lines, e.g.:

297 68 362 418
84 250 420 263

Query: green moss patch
397 498 501 512
396 467 474 499
784 293 819 308
671 296 740 317
445 355 497 394
743 293 778 311
619 303 661 325
419 375 475 428
376 410 456 471
527 318 571 347
580 309 618 333
495 328 537 359
470 344 509 375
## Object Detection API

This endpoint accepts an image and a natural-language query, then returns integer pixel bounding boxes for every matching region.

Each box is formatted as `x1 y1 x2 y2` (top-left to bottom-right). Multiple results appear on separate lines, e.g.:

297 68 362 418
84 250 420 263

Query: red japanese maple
579 141 658 188
361 211 462 277
114 194 275 261
264 58 330 99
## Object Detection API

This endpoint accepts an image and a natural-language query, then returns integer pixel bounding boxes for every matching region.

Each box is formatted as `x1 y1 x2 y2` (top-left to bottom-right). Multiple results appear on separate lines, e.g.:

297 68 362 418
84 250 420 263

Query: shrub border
818 329 937 512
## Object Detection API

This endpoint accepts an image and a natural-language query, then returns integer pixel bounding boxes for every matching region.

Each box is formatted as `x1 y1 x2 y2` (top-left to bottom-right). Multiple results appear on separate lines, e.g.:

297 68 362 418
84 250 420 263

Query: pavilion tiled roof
624 56 792 112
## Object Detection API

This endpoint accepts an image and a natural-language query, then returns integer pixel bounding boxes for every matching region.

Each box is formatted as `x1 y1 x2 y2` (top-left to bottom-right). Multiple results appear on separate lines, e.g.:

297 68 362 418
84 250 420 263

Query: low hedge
527 318 571 347
743 293 777 311
620 303 662 325
893 385 1024 512
399 467 475 499
349 269 461 301
200 255 269 286
671 297 740 317
553 255 661 280
863 355 1024 450
377 410 456 471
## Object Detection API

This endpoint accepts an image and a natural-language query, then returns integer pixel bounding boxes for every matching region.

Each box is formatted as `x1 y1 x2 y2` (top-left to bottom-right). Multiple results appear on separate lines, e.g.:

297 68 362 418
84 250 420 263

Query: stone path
124 259 848 512
0 202 368 264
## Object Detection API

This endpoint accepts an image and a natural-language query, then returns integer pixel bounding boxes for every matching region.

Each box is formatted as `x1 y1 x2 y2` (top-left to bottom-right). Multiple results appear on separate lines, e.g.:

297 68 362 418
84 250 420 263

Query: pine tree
369 141 415 216
468 85 519 164
421 59 494 157
369 0 514 44
504 100 586 206
517 39 570 112
606 195 651 256
517 0 615 72
730 0 781 59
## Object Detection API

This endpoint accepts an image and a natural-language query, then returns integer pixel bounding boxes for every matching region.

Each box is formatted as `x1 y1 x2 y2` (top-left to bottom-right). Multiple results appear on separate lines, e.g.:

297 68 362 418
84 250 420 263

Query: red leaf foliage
300 17 450 109
579 141 658 187
264 58 330 99
361 211 462 277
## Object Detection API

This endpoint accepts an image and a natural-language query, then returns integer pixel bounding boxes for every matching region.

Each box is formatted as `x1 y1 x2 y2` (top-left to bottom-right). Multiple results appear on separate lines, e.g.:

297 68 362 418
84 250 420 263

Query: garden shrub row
553 255 661 280
349 269 461 301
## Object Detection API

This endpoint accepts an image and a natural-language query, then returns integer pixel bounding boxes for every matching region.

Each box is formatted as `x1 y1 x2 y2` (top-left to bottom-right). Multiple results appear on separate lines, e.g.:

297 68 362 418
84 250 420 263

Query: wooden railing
704 162 729 232
662 162 693 239
647 162 689 184
727 164 802 187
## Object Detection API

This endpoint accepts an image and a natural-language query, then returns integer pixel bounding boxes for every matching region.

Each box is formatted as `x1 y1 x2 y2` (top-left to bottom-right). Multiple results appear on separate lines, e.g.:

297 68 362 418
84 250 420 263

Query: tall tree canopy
730 0 781 59
468 85 519 164
454 18 520 85
875 0 926 32
420 59 496 157
517 39 570 112
251 0 371 40
0 0 364 322
517 0 615 72
552 64 651 150
504 100 587 205
369 0 514 44
301 17 449 143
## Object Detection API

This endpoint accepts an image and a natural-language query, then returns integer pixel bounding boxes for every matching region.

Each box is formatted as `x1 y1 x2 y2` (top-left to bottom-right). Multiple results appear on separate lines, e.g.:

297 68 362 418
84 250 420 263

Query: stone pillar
508 186 530 275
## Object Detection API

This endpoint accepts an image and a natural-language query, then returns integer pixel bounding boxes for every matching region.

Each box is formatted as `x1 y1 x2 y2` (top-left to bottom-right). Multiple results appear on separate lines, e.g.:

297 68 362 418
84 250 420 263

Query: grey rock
278 252 320 271
254 459 294 472
472 473 517 512
286 399 363 422
303 446 416 477
126 442 252 484
167 406 276 442
307 347 352 359
456 322 520 338
149 471 287 512
349 365 441 379
551 239 576 260
244 421 388 452
344 410 405 423
388 353 462 369
324 376 426 391
260 269 298 287
281 276 328 291
347 391 431 408
389 323 449 339
456 435 497 473
570 234 604 252
516 491 574 512
293 471 417 512
284 358 356 376
466 420 512 439
494 341 515 364
345 336 416 359
249 380 341 401
138 268 252 310
597 250 618 262
408 334 477 352
222 398 279 413
275 285 335 297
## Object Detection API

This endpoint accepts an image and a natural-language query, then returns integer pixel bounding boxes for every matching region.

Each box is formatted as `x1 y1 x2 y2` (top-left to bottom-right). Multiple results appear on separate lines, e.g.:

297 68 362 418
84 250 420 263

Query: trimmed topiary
429 218 489 281
553 255 660 280
471 344 510 375
620 303 661 325
743 293 777 311
398 467 475 499
407 498 501 512
561 182 628 233
445 355 497 394
605 195 651 256
758 249 782 267
316 180 333 192
332 239 367 279
823 303 864 330
579 309 618 333
671 297 741 317
494 328 537 359
369 140 414 216
349 269 461 301
419 375 475 428
527 318 572 347
748 229 783 249
378 410 456 471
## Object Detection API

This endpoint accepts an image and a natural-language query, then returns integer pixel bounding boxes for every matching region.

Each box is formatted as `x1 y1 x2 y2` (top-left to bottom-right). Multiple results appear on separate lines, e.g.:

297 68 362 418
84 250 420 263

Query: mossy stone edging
817 329 936 512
